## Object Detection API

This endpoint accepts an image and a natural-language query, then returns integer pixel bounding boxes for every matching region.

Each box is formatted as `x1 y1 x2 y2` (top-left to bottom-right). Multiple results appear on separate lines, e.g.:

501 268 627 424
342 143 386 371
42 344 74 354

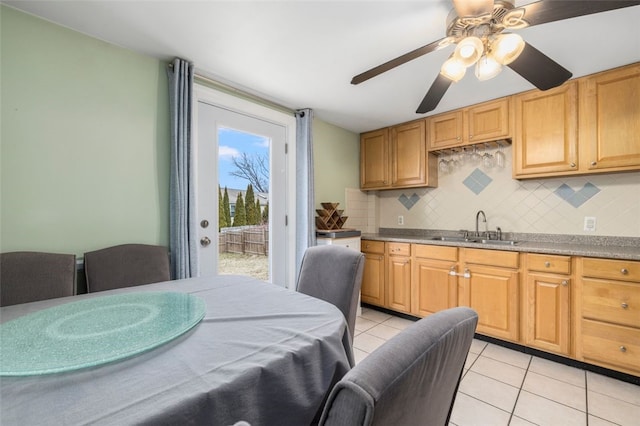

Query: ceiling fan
351 0 640 114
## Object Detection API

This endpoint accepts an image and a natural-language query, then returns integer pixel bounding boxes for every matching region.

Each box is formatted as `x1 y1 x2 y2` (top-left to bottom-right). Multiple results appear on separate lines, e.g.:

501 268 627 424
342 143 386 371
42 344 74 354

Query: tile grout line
585 370 589 426
507 355 533 425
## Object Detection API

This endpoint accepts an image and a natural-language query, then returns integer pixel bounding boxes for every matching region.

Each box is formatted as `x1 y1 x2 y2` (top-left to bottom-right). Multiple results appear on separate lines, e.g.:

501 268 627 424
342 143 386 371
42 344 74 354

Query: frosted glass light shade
475 55 502 81
454 37 484 67
441 57 466 82
491 33 525 65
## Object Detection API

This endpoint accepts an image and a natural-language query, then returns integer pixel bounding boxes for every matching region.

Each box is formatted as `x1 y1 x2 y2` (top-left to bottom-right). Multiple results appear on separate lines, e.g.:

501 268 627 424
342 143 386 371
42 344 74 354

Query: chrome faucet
475 210 487 237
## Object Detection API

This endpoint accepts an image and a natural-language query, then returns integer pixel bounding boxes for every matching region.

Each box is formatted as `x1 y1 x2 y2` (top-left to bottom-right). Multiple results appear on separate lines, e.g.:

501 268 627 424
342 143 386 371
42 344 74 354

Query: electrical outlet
584 216 596 232
397 215 404 225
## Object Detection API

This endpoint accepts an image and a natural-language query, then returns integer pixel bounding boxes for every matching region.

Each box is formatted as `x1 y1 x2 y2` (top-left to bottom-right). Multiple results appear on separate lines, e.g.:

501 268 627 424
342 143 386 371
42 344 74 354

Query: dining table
0 274 354 426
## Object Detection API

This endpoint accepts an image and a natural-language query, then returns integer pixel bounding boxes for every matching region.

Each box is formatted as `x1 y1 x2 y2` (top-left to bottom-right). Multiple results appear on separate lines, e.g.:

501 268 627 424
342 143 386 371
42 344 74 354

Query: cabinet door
513 82 578 177
580 64 640 172
360 129 389 189
361 252 385 306
391 120 426 187
412 258 457 317
466 98 511 144
387 256 411 313
459 265 519 341
427 110 463 150
526 273 571 355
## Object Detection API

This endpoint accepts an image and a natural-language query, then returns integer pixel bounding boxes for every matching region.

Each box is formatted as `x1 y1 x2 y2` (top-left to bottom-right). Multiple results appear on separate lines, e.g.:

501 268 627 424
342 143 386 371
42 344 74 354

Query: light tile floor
354 308 640 426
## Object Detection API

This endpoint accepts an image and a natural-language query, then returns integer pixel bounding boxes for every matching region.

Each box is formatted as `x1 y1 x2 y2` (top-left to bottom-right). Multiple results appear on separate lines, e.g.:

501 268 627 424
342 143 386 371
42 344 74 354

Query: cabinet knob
621 302 629 309
570 162 576 168
591 161 597 166
561 280 568 286
456 136 461 141
621 268 629 275
469 135 474 139
544 261 551 268
620 346 627 353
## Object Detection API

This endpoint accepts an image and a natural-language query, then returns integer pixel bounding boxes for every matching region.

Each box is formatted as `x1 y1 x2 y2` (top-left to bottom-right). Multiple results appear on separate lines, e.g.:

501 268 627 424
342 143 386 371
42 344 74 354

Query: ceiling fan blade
521 0 640 27
416 74 453 114
351 38 447 85
508 42 572 91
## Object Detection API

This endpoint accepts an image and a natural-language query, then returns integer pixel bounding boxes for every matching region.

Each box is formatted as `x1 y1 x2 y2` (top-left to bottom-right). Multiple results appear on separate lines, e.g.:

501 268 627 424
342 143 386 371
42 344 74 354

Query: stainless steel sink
430 236 474 242
479 239 519 246
431 236 518 245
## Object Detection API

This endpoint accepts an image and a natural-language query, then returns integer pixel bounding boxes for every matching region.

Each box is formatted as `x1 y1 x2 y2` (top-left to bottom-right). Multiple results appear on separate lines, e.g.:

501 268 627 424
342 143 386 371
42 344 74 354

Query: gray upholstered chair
296 245 365 341
84 244 170 293
0 251 77 306
318 307 478 426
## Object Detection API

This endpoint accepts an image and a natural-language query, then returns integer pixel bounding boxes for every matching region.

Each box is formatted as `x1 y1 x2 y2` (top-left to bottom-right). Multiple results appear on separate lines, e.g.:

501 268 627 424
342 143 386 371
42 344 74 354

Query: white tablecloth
0 275 353 425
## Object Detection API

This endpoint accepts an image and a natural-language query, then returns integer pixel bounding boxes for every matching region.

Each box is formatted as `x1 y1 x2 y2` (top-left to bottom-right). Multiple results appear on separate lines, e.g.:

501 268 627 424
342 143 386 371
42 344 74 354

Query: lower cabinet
412 244 458 317
524 254 572 356
458 248 520 342
360 240 385 307
386 243 411 313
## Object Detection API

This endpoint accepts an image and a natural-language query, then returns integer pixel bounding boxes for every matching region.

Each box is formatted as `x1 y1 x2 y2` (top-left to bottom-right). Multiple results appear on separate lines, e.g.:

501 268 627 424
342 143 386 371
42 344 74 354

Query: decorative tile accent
463 168 493 195
554 183 601 208
398 193 420 210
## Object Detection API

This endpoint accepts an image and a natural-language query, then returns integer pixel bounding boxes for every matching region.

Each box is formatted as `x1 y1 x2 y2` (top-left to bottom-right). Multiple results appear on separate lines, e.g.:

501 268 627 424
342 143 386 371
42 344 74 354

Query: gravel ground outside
218 252 269 281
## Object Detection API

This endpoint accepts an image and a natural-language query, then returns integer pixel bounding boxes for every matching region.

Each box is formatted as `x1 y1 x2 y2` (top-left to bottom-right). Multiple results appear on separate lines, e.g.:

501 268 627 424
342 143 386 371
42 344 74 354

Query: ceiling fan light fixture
475 55 502 81
491 33 525 65
454 36 484 67
441 57 466 82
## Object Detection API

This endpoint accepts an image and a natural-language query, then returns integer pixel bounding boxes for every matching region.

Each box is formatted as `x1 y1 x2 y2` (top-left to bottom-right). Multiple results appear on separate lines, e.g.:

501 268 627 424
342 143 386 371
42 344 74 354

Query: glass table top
0 292 205 376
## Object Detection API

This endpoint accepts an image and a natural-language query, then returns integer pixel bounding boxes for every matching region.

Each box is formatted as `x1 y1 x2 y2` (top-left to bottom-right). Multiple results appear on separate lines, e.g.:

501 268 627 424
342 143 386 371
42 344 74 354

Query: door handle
200 236 211 247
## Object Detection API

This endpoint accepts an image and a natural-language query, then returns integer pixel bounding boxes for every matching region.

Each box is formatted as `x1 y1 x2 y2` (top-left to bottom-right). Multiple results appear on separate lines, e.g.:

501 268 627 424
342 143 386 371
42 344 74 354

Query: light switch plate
584 216 596 232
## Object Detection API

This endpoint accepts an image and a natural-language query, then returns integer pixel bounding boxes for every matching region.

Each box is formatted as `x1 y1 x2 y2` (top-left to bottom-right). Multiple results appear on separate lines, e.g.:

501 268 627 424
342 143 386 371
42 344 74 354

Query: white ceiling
4 0 640 133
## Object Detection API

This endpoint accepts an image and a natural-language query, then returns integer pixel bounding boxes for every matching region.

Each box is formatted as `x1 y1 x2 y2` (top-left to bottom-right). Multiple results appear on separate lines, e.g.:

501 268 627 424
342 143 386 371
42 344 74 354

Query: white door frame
192 84 297 288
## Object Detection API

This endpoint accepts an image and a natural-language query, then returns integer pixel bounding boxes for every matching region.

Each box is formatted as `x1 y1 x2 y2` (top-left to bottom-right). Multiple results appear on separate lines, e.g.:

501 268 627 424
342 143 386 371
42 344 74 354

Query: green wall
0 6 360 258
312 119 359 209
1 6 170 256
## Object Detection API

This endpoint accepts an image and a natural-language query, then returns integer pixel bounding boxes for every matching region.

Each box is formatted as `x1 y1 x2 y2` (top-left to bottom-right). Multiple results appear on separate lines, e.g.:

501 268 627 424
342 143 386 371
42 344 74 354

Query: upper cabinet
360 120 437 190
427 98 511 151
514 63 640 179
513 82 579 177
579 64 640 173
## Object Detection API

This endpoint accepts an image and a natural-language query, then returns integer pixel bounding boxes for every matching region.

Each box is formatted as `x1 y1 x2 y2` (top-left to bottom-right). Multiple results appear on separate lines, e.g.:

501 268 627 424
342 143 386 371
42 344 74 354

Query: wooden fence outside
219 225 269 256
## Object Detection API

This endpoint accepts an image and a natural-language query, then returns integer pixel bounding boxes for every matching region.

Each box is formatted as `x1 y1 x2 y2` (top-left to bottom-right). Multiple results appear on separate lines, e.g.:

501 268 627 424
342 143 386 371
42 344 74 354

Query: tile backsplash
345 145 640 238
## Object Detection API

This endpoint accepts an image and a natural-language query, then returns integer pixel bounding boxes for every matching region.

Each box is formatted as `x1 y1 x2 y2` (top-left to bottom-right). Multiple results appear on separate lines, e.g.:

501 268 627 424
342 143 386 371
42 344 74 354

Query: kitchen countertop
361 229 640 261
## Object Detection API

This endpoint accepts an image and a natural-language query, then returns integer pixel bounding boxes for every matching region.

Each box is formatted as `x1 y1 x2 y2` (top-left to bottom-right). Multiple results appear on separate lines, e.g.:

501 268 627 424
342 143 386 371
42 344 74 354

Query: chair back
84 244 170 292
0 251 76 306
319 307 478 426
296 245 365 341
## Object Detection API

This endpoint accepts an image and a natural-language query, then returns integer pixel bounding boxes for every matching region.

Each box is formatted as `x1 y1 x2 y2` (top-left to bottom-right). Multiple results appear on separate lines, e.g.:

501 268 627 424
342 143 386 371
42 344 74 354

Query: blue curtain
167 58 197 279
295 109 315 280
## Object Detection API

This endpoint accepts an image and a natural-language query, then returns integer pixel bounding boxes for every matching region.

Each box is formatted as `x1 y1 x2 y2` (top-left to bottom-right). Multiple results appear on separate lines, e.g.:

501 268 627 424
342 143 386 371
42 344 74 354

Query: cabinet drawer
527 254 571 274
361 240 384 254
581 258 640 282
582 278 640 328
413 244 458 261
581 319 640 374
387 242 411 256
461 248 519 269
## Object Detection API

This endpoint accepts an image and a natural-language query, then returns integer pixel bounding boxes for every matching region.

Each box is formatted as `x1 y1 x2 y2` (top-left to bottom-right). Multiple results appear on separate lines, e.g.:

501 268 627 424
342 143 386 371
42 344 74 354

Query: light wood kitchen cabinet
458 248 520 342
386 242 411 313
412 244 458 317
360 129 389 189
576 257 640 376
360 240 385 307
524 254 572 356
360 120 437 190
427 97 511 151
513 82 579 177
514 63 640 179
579 63 640 173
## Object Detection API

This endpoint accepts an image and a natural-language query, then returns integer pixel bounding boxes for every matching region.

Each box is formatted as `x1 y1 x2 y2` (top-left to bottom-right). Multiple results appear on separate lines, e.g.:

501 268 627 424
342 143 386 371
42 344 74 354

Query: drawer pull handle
561 280 568 286
620 346 627 353
621 268 629 275
621 302 629 309
544 261 551 268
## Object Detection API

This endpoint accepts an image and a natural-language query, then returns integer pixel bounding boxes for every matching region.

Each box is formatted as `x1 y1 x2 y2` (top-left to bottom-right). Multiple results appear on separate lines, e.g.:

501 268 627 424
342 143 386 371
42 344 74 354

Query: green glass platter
0 292 205 376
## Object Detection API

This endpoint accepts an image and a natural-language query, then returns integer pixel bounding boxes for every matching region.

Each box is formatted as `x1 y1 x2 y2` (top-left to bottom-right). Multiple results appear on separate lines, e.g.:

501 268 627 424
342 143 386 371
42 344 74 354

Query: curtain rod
168 63 296 115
